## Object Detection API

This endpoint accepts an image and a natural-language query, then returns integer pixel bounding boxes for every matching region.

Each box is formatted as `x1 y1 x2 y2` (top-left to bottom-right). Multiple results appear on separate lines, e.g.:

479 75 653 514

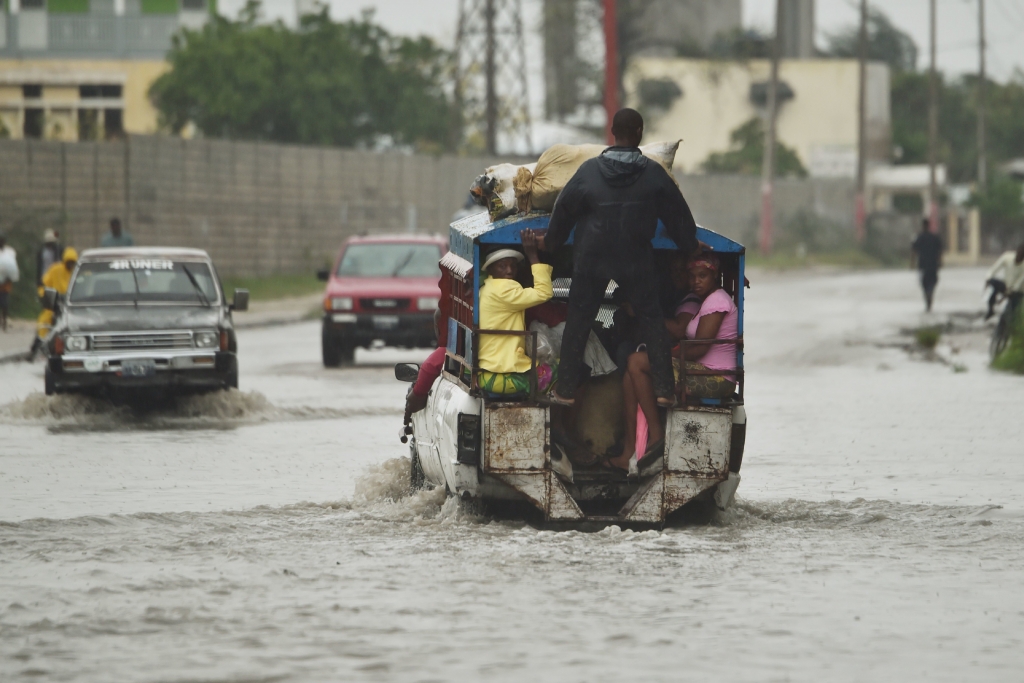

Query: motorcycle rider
984 241 1024 320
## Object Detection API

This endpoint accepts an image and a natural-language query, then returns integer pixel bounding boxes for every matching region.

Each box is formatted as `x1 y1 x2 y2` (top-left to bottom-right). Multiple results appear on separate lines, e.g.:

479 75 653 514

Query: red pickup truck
317 234 447 366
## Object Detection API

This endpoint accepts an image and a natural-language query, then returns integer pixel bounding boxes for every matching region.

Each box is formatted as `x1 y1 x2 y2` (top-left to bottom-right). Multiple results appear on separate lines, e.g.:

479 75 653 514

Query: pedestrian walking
100 218 134 247
36 229 62 287
911 217 943 312
0 233 19 332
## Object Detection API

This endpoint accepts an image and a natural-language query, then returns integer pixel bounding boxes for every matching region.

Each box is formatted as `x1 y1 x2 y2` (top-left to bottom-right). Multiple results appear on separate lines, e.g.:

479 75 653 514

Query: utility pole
484 0 497 155
603 0 619 144
977 0 987 188
455 0 532 155
760 0 783 254
855 0 868 244
927 0 939 234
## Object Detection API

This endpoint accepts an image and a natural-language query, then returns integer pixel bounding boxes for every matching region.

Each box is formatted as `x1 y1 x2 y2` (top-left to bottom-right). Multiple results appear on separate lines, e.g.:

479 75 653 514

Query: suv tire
44 366 56 396
322 327 341 367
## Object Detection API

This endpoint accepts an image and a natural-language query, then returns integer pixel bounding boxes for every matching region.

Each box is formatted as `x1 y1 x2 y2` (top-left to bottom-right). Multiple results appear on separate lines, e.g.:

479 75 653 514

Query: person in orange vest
30 247 77 359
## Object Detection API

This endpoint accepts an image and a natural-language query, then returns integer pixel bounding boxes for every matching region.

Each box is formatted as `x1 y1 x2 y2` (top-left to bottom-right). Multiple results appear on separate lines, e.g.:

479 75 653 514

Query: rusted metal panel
666 409 731 478
621 473 665 523
662 474 716 513
545 473 585 520
484 405 547 472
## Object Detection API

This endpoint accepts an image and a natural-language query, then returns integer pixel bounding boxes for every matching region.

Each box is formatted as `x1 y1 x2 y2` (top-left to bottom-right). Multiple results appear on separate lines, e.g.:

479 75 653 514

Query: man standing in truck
542 108 699 408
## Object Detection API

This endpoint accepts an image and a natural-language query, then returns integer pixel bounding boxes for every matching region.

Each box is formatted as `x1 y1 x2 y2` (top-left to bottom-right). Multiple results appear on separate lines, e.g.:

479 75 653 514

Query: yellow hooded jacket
38 247 78 297
36 247 78 339
477 263 553 374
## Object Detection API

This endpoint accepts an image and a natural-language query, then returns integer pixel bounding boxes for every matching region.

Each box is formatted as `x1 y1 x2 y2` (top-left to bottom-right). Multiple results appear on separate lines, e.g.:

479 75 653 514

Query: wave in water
0 390 399 429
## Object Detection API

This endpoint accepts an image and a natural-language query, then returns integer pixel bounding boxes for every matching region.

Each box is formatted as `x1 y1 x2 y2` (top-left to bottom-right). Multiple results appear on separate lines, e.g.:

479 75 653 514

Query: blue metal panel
446 318 459 354
472 243 480 326
453 210 744 254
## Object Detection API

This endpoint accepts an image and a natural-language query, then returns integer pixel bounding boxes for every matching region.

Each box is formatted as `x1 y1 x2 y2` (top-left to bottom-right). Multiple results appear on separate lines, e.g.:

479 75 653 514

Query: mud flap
492 472 584 521
619 473 719 523
714 472 741 510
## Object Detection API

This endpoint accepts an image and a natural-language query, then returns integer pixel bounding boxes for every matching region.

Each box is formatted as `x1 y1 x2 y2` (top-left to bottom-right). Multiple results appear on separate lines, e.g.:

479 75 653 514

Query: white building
625 57 891 178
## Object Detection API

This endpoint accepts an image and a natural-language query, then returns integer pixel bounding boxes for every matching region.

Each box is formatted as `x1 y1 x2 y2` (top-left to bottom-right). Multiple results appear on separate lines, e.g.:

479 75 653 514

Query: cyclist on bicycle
984 242 1024 320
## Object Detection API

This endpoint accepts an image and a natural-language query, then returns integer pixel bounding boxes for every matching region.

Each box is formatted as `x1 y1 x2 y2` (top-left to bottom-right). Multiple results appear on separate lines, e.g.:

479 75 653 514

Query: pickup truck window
337 244 441 278
69 260 219 304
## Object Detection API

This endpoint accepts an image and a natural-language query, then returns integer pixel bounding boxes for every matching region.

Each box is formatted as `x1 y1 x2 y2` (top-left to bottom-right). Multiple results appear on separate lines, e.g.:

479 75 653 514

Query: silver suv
43 247 248 397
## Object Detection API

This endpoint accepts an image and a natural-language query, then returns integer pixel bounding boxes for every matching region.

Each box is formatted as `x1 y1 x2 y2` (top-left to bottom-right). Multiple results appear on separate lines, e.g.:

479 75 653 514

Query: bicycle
990 291 1023 361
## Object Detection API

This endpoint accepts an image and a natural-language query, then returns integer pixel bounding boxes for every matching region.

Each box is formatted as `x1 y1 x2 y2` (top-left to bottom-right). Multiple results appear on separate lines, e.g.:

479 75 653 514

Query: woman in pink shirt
677 252 738 399
606 252 737 472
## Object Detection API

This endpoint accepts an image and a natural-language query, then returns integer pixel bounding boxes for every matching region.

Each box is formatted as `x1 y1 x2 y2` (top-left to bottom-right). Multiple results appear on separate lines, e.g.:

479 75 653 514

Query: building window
78 110 99 141
24 109 44 139
23 84 43 99
80 84 123 99
104 108 124 139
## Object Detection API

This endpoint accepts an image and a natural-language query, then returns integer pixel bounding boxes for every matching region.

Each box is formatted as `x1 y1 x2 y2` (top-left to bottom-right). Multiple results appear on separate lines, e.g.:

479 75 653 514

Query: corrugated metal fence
0 136 506 276
0 136 859 277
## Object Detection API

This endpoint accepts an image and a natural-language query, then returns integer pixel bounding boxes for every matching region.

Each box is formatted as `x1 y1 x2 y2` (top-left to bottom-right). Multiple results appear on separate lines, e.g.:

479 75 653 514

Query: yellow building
625 57 891 177
0 0 208 141
0 60 168 140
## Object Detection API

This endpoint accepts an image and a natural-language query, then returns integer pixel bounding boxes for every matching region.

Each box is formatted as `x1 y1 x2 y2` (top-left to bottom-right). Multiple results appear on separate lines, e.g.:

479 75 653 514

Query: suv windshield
69 259 220 304
337 243 441 278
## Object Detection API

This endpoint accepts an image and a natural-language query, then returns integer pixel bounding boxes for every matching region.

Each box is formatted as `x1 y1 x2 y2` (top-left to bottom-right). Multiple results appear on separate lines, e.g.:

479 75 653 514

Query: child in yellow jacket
478 229 553 394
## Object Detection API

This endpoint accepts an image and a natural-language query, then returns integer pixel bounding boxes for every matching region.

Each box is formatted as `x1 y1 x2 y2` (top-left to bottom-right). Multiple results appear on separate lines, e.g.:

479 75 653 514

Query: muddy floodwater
2 267 1024 682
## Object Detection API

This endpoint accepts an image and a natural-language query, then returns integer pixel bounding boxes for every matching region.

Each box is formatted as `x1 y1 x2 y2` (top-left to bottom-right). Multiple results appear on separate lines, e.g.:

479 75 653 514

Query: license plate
373 315 400 330
120 359 156 377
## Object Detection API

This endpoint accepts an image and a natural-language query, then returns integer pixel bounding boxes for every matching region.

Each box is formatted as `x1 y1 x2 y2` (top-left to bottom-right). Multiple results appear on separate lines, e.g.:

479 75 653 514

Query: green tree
149 4 454 150
825 8 917 73
967 174 1024 249
702 117 807 178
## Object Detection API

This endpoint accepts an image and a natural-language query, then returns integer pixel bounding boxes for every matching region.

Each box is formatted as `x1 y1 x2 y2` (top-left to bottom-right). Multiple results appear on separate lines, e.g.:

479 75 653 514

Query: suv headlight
194 330 219 349
330 297 353 311
66 335 88 352
417 297 439 311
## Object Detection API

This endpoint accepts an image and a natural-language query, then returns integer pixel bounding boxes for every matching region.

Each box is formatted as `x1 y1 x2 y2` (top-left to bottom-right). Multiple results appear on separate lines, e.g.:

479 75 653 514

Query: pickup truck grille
359 298 410 312
91 332 193 351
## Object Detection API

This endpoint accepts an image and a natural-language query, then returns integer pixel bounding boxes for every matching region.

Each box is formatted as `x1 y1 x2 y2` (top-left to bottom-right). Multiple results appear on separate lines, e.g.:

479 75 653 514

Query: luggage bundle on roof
469 140 682 221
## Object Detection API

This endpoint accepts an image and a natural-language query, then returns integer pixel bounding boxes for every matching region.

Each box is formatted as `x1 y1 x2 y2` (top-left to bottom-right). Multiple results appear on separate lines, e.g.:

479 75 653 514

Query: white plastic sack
0 248 19 283
528 320 617 376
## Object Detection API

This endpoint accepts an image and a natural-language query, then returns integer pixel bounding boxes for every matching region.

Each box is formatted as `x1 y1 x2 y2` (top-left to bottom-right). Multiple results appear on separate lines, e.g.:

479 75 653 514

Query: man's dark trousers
559 262 672 401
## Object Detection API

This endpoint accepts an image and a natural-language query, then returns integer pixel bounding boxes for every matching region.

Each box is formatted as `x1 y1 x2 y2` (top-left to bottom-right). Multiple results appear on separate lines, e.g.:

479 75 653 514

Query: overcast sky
219 0 1022 83
217 0 1022 152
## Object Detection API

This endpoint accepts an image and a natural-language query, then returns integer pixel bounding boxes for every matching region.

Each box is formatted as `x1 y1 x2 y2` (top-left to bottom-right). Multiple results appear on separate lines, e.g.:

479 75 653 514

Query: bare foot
605 453 631 472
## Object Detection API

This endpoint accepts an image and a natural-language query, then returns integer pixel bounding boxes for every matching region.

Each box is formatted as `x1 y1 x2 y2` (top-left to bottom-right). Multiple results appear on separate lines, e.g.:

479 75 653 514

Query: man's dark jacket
545 147 698 270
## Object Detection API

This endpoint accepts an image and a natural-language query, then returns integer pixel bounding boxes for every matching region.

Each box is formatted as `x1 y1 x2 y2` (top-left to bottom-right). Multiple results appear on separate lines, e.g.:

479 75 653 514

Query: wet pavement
2 266 1023 682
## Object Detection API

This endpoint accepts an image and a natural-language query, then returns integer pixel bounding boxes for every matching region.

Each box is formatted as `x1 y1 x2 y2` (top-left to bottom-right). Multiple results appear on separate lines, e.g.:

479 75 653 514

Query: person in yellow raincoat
476 229 553 394
31 247 77 357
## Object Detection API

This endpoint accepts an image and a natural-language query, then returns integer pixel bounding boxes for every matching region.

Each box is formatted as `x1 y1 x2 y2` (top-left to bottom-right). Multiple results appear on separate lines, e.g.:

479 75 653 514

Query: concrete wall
0 136 507 276
679 172 857 250
0 136 860 278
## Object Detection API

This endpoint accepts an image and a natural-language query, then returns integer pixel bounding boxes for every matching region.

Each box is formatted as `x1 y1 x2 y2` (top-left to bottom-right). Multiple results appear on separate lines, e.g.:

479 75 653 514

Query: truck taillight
53 336 64 356
219 330 229 351
456 413 480 465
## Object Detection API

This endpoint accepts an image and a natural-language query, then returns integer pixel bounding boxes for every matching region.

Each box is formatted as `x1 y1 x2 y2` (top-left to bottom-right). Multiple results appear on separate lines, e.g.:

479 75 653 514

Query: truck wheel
322 328 341 368
44 366 56 396
227 369 239 390
410 445 425 490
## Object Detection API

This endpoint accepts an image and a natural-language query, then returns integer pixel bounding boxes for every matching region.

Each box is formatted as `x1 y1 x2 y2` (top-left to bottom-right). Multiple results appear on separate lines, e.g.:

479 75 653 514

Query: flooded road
3 267 1024 682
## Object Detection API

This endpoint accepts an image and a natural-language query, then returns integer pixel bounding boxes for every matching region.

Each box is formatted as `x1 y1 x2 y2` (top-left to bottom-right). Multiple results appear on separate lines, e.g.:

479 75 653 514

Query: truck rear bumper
323 312 435 347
